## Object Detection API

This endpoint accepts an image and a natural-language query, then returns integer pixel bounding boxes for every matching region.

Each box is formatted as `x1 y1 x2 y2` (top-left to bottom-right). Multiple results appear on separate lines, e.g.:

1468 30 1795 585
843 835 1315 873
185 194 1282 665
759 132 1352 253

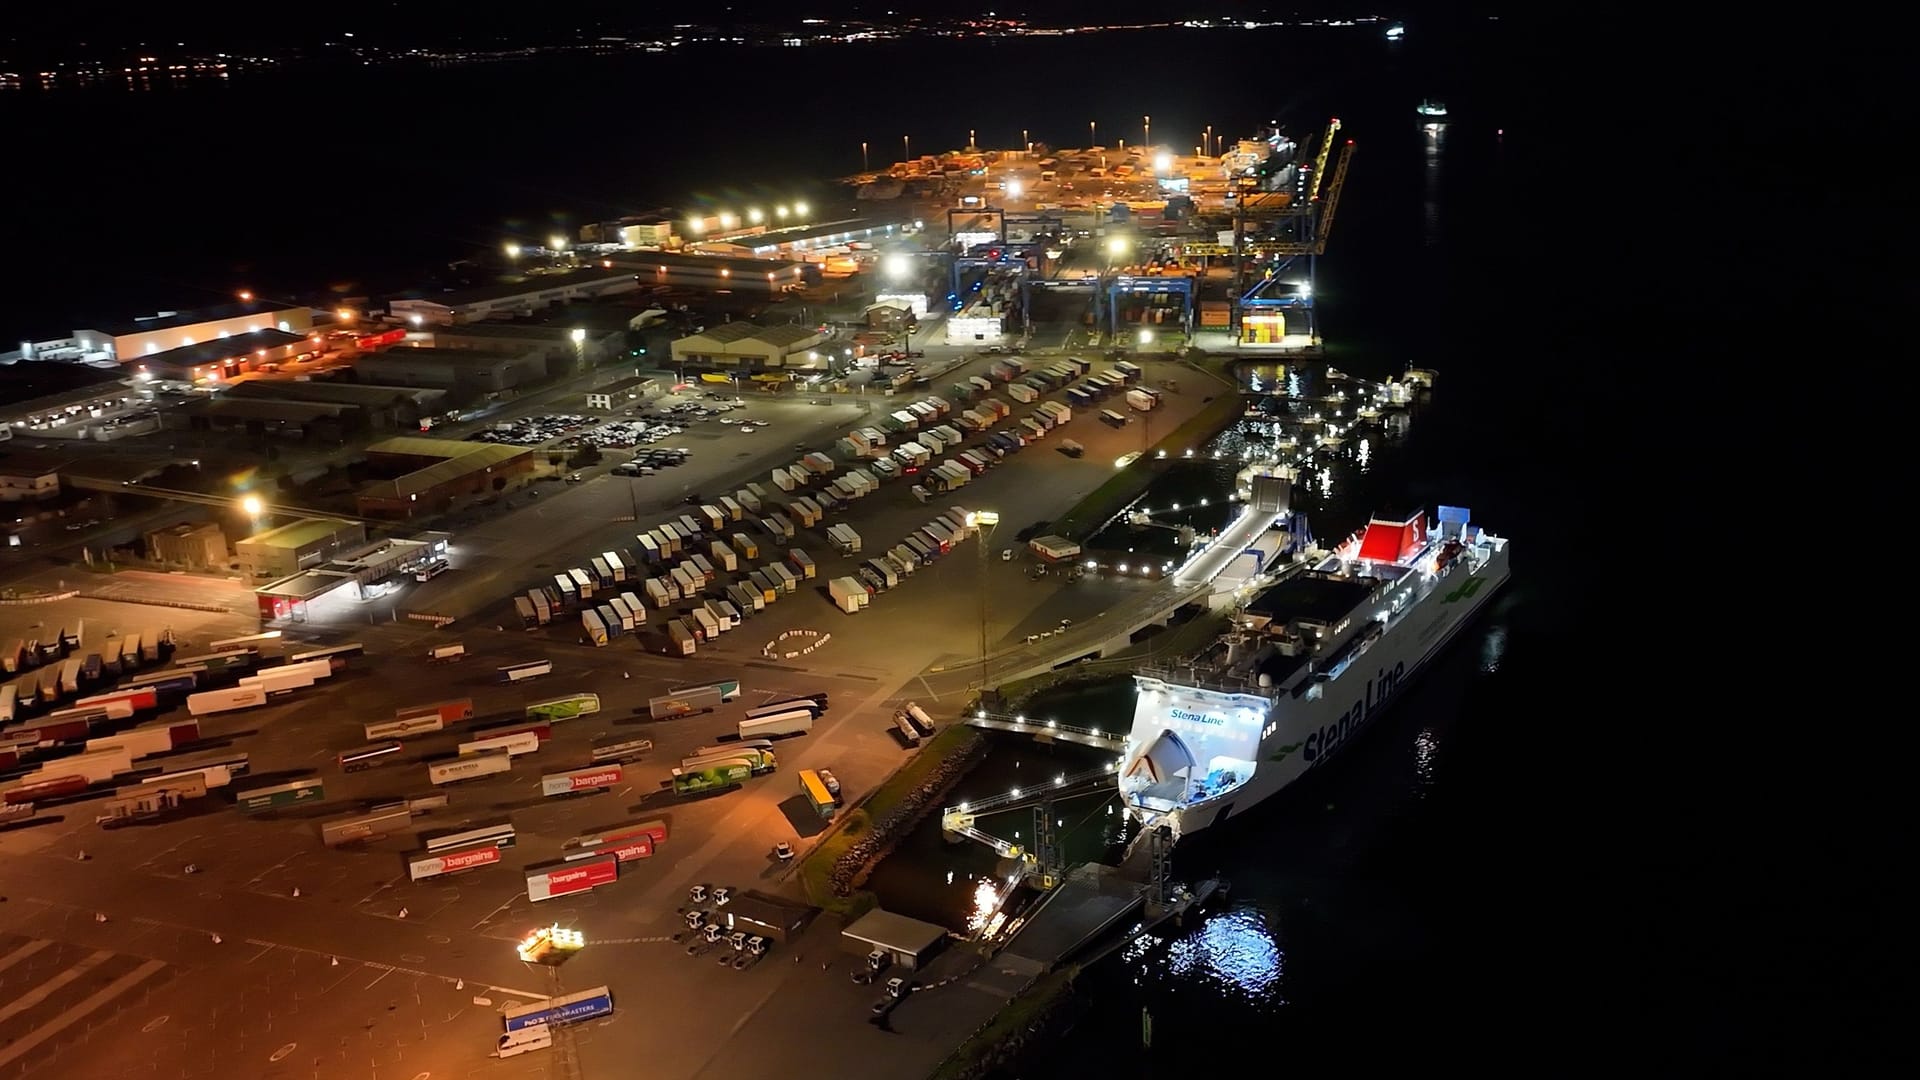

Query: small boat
1417 100 1449 118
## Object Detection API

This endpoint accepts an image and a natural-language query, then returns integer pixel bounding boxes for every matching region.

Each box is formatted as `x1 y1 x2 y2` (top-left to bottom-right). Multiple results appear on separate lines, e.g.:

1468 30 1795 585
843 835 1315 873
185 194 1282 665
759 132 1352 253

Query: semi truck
671 760 752 795
648 686 722 720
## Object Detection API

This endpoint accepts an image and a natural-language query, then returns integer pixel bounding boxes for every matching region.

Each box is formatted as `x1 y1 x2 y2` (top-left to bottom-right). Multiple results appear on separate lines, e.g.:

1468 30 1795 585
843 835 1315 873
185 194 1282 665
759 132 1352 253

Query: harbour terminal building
56 300 315 363
604 250 819 295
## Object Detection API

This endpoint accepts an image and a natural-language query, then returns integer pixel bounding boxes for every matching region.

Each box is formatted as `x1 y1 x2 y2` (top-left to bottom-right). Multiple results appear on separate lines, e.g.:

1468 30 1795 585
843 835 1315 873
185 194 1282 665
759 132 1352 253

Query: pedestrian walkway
0 933 169 1072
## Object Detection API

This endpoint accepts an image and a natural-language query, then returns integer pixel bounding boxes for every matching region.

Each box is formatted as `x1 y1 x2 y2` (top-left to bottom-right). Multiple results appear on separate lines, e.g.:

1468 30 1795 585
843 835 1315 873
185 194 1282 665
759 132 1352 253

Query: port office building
605 250 820 294
388 269 640 326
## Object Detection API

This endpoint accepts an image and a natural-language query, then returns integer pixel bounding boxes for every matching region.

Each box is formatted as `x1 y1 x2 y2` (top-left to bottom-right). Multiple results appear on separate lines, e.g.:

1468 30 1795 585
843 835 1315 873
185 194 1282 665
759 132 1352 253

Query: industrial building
605 250 819 294
0 377 151 438
840 908 948 971
669 322 831 375
388 268 639 326
235 517 368 580
355 436 534 519
138 328 318 384
720 892 810 944
0 454 66 502
585 375 659 410
67 300 314 363
254 532 450 623
417 322 621 370
144 521 229 571
174 396 353 439
740 217 909 258
353 346 541 394
218 379 446 431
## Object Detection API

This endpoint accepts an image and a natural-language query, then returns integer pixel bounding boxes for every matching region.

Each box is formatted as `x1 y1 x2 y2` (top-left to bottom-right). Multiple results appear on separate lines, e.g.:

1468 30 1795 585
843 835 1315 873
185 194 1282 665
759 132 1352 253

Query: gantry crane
1228 132 1356 343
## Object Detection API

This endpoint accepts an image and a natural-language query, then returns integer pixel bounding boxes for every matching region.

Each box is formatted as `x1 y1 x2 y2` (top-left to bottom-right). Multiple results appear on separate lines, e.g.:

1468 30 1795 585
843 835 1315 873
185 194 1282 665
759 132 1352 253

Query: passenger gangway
940 764 1119 855
963 712 1127 750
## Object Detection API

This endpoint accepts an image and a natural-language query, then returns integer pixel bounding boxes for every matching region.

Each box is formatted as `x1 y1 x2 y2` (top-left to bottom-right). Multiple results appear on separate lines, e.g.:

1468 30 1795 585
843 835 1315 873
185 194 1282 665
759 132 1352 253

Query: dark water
4 19 1881 1068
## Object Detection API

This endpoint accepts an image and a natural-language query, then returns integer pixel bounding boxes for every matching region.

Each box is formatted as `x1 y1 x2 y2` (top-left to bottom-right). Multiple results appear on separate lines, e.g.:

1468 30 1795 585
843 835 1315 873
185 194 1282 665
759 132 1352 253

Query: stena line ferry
1120 505 1509 841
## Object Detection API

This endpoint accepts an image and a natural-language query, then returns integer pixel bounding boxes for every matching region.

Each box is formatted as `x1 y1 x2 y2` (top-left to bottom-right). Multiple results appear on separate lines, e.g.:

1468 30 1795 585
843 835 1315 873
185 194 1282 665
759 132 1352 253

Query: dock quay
998 857 1225 972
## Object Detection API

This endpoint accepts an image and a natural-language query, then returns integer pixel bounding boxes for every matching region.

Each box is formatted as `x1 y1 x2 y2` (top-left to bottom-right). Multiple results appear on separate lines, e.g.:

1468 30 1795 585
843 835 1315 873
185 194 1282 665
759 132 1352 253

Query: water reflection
1423 121 1447 247
966 879 1003 935
1480 622 1508 674
1413 727 1439 792
1132 907 1287 1005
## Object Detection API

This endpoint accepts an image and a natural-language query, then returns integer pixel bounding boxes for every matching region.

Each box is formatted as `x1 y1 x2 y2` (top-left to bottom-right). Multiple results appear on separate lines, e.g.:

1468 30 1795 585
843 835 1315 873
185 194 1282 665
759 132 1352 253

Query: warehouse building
221 380 446 431
356 436 534 519
0 377 150 437
669 322 831 374
236 517 368 580
137 328 318 384
605 250 819 294
175 396 352 438
353 347 538 393
417 322 621 370
388 268 639 326
145 521 229 571
70 300 314 363
0 454 67 503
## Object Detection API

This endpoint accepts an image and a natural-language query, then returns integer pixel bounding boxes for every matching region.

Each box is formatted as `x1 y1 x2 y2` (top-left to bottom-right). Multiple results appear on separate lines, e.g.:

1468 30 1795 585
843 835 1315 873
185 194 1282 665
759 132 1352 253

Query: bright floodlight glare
1155 152 1172 173
1139 329 1154 344
570 328 586 343
794 201 809 216
238 290 253 301
884 253 911 280
748 208 764 224
687 218 704 234
776 205 789 219
719 213 737 228
549 235 567 251
1006 179 1023 199
1107 236 1129 255
504 242 522 258
241 495 263 517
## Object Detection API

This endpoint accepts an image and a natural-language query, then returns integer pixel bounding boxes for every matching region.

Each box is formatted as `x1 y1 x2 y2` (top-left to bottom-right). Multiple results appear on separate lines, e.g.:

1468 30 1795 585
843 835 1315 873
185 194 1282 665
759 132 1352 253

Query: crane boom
1312 140 1355 254
1308 117 1342 203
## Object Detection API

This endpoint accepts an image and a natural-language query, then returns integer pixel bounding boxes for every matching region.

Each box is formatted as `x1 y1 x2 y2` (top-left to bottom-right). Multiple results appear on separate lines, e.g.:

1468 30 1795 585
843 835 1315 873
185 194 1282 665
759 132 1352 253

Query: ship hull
1129 543 1509 841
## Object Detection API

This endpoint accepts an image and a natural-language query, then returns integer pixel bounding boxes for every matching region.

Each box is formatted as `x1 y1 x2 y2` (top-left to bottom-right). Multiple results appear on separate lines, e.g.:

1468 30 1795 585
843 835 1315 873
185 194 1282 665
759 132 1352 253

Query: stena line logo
1169 707 1226 726
1303 660 1406 766
1443 576 1488 604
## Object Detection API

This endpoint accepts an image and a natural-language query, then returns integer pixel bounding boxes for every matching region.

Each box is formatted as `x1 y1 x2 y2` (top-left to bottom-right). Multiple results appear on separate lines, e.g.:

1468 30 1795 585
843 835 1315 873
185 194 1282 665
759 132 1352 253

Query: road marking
470 895 518 931
0 949 114 1026
0 938 52 975
246 942 276 964
363 966 394 989
917 675 942 702
241 937 546 1001
0 957 166 1071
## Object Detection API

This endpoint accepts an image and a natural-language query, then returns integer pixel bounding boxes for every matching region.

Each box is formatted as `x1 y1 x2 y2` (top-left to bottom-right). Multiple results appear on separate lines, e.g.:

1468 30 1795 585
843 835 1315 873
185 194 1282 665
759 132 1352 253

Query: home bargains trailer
526 854 618 902
541 764 623 797
408 843 504 881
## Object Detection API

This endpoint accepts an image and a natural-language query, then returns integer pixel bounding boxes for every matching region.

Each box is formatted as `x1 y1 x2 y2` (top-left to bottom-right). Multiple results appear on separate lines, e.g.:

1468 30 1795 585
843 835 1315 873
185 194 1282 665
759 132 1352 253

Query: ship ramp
999 862 1148 971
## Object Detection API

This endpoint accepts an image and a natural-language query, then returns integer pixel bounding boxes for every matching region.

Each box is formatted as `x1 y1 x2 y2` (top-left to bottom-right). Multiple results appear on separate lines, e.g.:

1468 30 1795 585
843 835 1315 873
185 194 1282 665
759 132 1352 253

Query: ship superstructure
1120 505 1508 840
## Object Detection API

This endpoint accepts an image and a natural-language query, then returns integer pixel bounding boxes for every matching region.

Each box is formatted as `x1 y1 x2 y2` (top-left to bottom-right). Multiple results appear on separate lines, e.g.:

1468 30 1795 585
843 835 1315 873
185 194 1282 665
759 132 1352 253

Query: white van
498 1025 553 1058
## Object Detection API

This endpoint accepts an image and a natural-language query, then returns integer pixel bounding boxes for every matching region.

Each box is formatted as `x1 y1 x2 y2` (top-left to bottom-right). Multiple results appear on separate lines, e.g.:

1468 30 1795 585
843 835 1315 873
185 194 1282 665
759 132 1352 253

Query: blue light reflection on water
1123 906 1287 1006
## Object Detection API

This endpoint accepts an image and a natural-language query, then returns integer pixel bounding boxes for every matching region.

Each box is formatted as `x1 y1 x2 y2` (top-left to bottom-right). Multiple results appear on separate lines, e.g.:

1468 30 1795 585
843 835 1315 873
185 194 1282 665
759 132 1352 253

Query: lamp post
903 134 910 163
1089 120 1096 146
1143 114 1151 148
862 141 869 171
967 510 1001 698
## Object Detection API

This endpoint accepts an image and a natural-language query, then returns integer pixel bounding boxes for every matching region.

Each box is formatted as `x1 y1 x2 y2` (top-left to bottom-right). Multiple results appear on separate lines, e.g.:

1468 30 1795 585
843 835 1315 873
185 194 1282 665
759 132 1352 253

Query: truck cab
866 948 892 973
498 1025 552 1058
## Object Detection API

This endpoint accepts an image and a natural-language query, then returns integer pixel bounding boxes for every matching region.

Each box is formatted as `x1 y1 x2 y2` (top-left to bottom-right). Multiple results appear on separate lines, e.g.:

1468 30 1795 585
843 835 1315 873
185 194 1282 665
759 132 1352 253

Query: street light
884 253 911 280
237 290 253 302
966 510 1001 697
504 242 522 259
794 201 808 218
549 235 567 252
1005 179 1023 200
241 495 263 518
748 208 764 224
1144 114 1151 147
719 213 737 230
1154 152 1172 175
1089 120 1096 146
776 205 790 220
862 140 869 171
687 218 704 235
1107 236 1130 258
